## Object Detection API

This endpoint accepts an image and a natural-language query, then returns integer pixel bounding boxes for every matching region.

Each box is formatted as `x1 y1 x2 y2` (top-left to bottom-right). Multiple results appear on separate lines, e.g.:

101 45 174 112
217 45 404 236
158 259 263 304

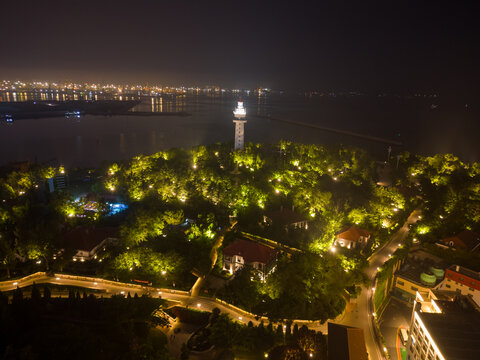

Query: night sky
1 0 478 93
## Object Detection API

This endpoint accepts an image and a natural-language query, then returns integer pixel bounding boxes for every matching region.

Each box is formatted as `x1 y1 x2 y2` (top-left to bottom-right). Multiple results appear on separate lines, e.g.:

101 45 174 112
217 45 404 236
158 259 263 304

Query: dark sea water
0 92 478 167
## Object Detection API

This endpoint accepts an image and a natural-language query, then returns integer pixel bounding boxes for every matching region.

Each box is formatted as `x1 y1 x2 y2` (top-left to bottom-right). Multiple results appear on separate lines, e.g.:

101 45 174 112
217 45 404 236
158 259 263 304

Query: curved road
0 210 420 358
0 272 282 328
334 209 421 360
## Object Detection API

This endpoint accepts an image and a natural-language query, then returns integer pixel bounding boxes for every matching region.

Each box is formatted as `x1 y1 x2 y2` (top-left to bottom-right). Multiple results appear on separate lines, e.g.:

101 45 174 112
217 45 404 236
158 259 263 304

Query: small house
334 226 371 249
63 226 118 261
263 207 308 230
437 230 480 252
223 238 277 280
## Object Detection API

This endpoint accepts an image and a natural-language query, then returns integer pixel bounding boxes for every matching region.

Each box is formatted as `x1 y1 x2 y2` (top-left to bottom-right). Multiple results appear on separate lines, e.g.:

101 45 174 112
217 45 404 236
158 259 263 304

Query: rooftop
223 238 277 264
418 297 480 360
327 322 368 360
439 230 480 252
265 208 307 226
396 250 445 287
447 265 480 282
62 226 118 252
336 226 370 242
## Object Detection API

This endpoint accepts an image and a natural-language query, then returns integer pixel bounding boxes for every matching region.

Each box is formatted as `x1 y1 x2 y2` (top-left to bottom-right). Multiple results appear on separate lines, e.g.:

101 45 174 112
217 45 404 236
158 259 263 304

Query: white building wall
438 277 480 306
234 120 246 151
407 311 445 360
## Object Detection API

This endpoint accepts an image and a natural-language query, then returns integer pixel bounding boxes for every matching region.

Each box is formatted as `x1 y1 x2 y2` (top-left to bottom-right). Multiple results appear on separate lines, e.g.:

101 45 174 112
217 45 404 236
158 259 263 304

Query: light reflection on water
0 92 478 166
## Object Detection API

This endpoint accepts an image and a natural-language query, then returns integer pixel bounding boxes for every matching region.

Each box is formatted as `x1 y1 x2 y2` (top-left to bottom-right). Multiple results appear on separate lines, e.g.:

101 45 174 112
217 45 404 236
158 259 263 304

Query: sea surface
0 92 478 167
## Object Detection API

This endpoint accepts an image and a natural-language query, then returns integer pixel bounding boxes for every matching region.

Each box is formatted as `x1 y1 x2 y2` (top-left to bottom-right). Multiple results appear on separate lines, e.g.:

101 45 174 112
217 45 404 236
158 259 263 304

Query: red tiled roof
265 208 307 225
446 266 480 291
440 230 480 252
223 239 277 264
336 226 370 242
62 226 118 252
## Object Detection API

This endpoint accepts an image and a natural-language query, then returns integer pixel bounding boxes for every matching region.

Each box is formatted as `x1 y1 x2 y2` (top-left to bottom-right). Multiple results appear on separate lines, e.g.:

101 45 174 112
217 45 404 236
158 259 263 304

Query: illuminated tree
113 248 185 282
120 209 184 246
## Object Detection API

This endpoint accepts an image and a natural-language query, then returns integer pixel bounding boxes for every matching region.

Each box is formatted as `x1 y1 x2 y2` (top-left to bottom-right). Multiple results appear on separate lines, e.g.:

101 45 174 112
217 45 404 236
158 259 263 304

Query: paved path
0 210 420 358
380 298 411 360
190 221 237 297
0 270 327 332
333 209 421 360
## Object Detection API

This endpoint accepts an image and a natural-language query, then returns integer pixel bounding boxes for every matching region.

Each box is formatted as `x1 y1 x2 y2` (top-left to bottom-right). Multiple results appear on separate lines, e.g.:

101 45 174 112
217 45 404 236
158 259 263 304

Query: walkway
333 209 420 360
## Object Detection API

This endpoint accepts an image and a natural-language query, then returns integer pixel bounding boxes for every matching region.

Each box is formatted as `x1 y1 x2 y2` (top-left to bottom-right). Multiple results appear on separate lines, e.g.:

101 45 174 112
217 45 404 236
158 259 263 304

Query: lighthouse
233 100 247 151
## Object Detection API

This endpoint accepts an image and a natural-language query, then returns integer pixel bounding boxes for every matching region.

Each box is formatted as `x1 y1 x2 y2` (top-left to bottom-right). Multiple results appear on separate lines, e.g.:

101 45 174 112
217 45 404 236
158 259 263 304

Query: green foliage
0 292 170 359
207 313 326 359
113 247 185 283
120 208 184 246
218 253 366 321
187 213 217 241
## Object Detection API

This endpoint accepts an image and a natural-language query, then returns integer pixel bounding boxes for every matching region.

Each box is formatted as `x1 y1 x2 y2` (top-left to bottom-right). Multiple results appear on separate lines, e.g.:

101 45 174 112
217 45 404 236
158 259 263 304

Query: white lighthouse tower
233 100 247 151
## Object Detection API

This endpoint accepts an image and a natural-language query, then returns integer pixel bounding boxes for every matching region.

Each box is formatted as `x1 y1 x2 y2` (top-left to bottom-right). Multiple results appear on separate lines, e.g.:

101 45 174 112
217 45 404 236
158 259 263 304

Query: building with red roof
334 226 371 249
223 238 278 280
437 265 480 306
437 230 480 252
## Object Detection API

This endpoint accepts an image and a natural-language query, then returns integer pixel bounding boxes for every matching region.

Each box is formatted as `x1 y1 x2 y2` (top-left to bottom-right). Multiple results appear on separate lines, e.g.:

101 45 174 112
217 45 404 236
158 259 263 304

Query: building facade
263 208 309 231
62 226 118 261
436 265 480 306
391 249 445 305
334 226 370 249
436 230 480 252
223 238 277 280
407 290 480 360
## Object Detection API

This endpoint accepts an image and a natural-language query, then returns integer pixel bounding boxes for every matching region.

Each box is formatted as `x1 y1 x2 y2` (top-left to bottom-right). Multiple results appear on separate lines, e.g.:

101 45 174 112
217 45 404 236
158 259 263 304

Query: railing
0 271 322 328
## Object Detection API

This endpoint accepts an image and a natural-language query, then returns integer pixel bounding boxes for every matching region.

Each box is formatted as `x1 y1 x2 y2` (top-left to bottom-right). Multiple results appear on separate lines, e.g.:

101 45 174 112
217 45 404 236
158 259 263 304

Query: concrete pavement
0 271 321 330
0 210 420 359
333 209 421 360
379 298 411 360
